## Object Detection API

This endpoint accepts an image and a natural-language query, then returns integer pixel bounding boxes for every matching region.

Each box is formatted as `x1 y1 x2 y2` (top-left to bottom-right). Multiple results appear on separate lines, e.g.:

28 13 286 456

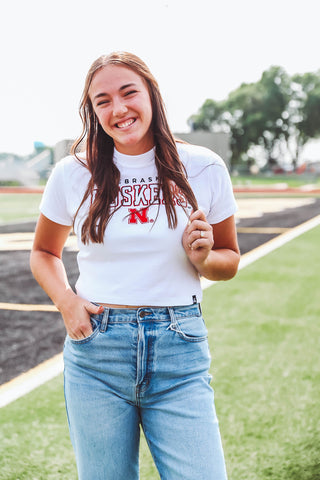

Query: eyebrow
93 83 137 101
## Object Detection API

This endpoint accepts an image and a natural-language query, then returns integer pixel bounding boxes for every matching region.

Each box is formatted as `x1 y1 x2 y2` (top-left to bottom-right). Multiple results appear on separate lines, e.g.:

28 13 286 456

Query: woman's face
89 64 154 155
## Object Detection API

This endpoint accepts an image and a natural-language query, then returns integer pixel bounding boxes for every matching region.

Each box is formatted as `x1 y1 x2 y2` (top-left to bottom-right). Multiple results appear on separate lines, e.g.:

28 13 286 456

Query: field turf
0 194 42 223
0 225 319 479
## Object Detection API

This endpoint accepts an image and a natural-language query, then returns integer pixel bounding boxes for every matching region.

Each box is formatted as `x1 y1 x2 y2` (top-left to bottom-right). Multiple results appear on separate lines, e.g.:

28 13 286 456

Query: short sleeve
206 161 237 225
39 160 73 226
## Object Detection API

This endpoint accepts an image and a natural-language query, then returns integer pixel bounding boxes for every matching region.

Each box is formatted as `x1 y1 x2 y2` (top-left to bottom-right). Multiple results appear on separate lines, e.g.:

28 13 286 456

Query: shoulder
44 154 90 199
50 154 89 180
54 153 86 171
176 141 227 174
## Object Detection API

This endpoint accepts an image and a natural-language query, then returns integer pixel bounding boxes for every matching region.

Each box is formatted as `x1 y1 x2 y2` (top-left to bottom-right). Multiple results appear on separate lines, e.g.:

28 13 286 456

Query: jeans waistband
91 303 201 325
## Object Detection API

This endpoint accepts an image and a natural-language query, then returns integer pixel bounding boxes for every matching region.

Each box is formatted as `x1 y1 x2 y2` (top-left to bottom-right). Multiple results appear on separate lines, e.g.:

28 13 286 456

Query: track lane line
237 227 290 234
0 354 63 408
0 303 58 312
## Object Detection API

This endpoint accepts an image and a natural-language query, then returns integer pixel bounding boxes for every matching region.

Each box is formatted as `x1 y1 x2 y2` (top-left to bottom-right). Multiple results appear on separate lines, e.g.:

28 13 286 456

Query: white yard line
238 214 320 270
1 214 320 409
0 354 64 408
201 214 320 289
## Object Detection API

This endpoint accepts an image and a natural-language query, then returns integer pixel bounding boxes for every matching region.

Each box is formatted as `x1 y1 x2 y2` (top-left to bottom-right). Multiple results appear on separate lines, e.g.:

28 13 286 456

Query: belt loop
168 306 177 327
100 308 109 333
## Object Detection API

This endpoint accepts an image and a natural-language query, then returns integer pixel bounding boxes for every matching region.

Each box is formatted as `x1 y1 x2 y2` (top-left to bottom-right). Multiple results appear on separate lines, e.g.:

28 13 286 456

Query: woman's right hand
58 290 104 340
30 214 105 340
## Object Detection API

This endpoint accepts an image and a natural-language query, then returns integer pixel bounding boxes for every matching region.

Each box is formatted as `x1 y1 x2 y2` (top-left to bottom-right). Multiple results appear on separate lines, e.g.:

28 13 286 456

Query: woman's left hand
182 209 214 268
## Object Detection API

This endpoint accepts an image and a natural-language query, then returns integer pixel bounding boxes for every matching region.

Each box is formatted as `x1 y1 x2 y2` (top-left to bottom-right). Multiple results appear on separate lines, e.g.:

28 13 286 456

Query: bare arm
182 210 240 281
30 214 103 339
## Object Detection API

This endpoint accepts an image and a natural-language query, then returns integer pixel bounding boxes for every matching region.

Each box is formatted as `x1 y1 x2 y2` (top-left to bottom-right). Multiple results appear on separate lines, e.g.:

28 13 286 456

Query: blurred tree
290 71 320 165
257 66 292 165
188 99 222 131
189 67 320 168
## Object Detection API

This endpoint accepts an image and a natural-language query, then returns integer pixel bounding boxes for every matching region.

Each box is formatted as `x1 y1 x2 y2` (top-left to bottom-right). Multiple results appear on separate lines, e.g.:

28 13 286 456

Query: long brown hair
71 51 198 244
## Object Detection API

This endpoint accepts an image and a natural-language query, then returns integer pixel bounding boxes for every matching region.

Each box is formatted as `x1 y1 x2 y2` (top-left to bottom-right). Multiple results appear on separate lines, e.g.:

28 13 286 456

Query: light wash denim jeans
63 303 228 480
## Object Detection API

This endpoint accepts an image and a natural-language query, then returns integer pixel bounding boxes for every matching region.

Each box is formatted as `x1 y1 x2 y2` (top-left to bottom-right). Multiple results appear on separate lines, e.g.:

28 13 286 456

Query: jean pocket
170 315 208 343
68 316 101 345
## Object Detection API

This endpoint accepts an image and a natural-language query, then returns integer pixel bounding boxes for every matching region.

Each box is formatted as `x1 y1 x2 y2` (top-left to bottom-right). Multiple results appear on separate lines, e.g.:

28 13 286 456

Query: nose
112 98 128 117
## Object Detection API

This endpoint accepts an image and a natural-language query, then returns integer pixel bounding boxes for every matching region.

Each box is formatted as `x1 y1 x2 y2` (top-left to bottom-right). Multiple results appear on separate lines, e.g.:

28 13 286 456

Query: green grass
202 226 320 480
231 174 320 188
0 227 320 479
0 377 77 479
0 194 42 223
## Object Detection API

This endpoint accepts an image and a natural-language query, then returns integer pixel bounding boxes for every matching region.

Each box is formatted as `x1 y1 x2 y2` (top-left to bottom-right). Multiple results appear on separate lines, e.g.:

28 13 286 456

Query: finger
187 229 214 249
84 302 104 315
80 325 93 338
189 209 207 223
187 224 213 245
68 327 87 340
189 238 213 251
188 242 206 251
187 220 211 234
76 317 95 339
188 229 204 244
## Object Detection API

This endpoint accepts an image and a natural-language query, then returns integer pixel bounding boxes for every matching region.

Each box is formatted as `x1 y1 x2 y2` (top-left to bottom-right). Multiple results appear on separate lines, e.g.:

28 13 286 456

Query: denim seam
68 328 100 345
167 313 208 343
174 330 208 343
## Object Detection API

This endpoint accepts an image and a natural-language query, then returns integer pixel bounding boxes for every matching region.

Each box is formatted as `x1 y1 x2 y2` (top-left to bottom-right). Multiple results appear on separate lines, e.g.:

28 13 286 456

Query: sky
1 0 319 156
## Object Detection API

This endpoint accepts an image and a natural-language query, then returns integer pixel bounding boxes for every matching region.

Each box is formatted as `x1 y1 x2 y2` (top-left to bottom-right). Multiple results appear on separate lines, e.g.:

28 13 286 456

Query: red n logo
128 208 150 224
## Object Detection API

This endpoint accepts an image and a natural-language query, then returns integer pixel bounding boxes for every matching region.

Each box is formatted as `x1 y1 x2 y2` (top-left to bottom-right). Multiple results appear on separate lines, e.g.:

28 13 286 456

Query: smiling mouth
116 118 136 129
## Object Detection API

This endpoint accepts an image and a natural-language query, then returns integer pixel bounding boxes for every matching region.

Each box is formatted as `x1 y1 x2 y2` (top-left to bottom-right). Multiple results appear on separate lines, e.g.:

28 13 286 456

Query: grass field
231 173 320 188
0 194 42 223
0 225 319 479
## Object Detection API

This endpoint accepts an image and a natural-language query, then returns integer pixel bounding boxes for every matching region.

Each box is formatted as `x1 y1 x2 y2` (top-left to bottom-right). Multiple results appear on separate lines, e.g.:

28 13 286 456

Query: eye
124 90 137 97
97 99 110 107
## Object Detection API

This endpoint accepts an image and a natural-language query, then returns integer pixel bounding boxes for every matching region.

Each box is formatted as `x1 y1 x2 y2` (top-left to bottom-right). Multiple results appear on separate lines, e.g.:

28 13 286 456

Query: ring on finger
200 230 205 238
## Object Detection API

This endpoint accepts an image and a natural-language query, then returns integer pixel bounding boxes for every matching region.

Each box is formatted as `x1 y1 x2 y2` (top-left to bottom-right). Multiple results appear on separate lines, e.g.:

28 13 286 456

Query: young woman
30 51 240 480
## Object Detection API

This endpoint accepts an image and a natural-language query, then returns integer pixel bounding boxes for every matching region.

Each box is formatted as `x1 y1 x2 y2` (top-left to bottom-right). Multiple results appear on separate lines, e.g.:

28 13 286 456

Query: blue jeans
63 303 228 480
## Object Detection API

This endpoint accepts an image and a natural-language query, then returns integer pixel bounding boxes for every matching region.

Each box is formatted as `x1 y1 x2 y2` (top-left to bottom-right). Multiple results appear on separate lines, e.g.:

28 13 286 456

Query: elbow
228 252 241 279
220 251 240 281
198 249 241 282
29 247 59 278
224 265 238 281
29 248 36 274
29 248 40 278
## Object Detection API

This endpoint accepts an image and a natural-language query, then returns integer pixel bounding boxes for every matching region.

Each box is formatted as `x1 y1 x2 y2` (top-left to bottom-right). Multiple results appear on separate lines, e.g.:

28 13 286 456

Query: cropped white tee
40 142 237 306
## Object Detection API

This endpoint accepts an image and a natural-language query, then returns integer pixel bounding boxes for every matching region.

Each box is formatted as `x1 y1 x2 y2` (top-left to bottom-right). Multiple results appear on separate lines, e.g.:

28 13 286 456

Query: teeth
117 118 135 128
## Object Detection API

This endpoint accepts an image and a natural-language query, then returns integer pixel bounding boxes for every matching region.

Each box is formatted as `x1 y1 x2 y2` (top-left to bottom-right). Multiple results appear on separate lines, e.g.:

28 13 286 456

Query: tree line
189 66 320 169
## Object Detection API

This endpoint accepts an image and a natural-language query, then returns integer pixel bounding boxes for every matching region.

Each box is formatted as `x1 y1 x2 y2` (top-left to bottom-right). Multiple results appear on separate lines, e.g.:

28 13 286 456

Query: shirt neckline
113 147 155 168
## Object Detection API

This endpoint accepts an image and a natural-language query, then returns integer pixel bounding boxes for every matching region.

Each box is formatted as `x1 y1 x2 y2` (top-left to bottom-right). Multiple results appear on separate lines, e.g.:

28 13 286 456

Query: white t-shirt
40 142 237 306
